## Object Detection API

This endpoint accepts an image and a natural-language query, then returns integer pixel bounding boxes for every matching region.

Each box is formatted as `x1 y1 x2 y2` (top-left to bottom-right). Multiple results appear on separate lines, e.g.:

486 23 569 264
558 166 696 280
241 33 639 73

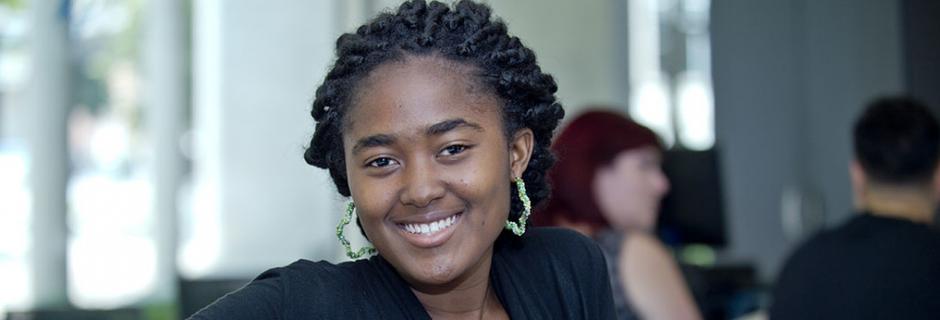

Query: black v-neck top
189 227 616 319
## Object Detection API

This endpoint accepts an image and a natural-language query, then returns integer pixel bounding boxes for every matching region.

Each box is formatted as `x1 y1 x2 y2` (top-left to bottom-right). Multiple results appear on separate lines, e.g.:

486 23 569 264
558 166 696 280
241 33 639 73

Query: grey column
27 0 71 309
142 0 187 303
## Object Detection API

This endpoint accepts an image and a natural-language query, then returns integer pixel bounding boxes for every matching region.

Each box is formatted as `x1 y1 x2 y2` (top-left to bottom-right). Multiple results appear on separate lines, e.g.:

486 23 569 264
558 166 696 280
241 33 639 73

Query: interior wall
190 0 342 278
484 0 631 116
711 0 806 282
711 0 903 281
902 0 940 114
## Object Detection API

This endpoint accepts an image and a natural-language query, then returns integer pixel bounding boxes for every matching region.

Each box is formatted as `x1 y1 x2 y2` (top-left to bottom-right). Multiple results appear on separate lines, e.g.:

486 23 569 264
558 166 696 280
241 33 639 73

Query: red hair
534 109 662 229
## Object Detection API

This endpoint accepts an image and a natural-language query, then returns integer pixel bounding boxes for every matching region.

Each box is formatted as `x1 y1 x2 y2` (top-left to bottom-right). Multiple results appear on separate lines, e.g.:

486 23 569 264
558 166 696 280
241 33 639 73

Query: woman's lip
395 212 462 249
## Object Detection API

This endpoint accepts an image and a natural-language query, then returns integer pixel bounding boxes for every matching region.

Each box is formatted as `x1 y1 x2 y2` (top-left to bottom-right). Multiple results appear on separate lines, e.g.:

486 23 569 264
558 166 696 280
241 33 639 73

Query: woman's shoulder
281 258 370 283
188 259 376 319
244 259 374 293
619 232 683 280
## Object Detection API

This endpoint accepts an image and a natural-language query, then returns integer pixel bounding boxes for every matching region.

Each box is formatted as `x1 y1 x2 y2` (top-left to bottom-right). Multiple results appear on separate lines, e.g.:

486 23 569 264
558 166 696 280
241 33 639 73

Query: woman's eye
367 157 397 168
440 144 469 156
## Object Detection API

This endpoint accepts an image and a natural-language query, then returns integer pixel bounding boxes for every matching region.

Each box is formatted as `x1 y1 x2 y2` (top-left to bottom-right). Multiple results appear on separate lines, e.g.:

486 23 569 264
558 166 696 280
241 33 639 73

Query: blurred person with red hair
535 109 701 320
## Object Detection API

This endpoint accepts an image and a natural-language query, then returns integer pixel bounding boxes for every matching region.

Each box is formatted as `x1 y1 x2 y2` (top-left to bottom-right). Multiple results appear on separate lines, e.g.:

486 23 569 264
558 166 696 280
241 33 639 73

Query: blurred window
65 0 157 309
0 0 34 315
629 0 714 150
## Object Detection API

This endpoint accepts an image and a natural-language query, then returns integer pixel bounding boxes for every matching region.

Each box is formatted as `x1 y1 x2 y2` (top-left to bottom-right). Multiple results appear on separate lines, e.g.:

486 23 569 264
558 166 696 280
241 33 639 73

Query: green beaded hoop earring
504 177 532 236
336 202 377 259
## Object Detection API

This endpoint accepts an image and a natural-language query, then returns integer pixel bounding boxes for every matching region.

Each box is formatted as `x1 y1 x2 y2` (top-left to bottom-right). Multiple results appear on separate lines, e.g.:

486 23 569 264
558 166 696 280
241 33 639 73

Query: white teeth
402 214 458 235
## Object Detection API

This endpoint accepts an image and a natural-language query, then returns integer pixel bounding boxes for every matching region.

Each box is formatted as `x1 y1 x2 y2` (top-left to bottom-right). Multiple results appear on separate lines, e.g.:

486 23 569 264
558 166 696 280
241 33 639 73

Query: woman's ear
509 128 535 179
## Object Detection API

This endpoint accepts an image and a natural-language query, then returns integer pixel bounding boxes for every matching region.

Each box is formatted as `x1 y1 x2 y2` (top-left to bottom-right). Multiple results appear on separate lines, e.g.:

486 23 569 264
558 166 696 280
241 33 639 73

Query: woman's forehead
344 57 501 139
359 55 490 98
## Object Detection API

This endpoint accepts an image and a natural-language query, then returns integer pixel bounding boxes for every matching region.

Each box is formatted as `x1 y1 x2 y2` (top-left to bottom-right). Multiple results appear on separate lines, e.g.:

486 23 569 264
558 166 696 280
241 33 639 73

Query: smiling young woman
344 56 525 291
189 1 616 319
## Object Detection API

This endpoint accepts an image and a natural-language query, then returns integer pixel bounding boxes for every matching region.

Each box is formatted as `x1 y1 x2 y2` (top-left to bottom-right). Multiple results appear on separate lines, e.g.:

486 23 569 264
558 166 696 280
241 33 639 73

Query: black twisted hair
304 0 564 220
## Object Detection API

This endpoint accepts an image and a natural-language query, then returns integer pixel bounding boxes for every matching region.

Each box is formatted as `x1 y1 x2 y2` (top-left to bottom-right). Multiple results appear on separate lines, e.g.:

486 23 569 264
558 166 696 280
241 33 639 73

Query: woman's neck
409 247 506 319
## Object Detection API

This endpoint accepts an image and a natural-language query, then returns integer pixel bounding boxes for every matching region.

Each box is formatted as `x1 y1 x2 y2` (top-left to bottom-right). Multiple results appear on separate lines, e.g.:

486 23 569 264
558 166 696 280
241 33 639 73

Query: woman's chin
401 259 463 288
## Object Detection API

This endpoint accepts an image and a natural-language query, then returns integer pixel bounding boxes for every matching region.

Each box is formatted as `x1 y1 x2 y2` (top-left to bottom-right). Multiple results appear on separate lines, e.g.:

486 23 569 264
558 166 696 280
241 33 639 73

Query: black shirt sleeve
187 268 285 320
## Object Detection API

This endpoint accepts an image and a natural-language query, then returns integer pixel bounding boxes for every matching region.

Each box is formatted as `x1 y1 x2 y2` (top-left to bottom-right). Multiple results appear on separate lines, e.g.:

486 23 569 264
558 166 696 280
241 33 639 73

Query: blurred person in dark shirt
771 96 940 319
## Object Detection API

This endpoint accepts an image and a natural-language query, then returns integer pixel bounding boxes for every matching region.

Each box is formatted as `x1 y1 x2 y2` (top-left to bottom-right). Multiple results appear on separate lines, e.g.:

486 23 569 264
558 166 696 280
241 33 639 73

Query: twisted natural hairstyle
304 0 564 220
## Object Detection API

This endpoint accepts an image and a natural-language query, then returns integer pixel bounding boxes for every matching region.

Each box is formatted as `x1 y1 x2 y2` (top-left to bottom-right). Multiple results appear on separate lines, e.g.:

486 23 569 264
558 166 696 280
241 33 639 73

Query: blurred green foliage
0 0 25 10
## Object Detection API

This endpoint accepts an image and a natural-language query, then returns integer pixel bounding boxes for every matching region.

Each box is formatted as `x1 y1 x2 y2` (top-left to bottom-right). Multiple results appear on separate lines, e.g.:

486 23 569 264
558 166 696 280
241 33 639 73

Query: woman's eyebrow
352 134 396 155
426 118 483 136
351 119 481 155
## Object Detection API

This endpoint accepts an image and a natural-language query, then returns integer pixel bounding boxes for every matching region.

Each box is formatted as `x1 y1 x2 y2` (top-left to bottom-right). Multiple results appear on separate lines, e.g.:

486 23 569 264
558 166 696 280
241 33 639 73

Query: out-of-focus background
0 0 937 319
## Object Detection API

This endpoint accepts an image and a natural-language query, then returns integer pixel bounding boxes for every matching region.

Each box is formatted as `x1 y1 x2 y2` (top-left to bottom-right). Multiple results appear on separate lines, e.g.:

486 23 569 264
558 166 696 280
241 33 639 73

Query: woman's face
342 56 532 288
593 146 670 231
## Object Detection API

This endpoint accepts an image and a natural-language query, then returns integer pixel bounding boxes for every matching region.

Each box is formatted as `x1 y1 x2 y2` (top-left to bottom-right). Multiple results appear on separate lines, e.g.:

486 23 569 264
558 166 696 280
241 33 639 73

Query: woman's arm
619 232 702 320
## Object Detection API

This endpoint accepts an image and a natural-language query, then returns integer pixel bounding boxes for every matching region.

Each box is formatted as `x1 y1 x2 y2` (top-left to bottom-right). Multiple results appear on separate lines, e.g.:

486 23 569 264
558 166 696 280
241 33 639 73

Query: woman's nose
654 169 671 196
399 160 446 208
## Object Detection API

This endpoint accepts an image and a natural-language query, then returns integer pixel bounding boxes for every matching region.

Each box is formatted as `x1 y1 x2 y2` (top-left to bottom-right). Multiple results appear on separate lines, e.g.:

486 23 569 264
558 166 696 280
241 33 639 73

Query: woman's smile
392 210 465 248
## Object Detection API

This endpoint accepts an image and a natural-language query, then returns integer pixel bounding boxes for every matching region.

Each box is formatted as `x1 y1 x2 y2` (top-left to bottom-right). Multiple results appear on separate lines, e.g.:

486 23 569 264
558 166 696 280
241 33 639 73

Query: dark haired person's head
534 109 669 236
303 0 563 287
851 96 940 222
853 96 939 187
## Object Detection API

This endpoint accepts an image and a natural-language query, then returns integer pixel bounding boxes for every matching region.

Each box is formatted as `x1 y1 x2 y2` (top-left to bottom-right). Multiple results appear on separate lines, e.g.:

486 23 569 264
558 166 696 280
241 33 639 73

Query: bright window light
628 0 714 150
677 72 715 150
178 0 224 279
0 148 32 312
631 80 675 146
66 0 160 308
67 236 156 308
67 171 155 308
177 180 221 278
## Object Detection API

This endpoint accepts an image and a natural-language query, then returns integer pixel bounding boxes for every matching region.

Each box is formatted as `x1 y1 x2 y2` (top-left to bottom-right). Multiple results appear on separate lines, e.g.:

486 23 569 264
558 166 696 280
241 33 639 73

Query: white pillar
27 0 71 309
188 0 341 278
142 0 187 303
